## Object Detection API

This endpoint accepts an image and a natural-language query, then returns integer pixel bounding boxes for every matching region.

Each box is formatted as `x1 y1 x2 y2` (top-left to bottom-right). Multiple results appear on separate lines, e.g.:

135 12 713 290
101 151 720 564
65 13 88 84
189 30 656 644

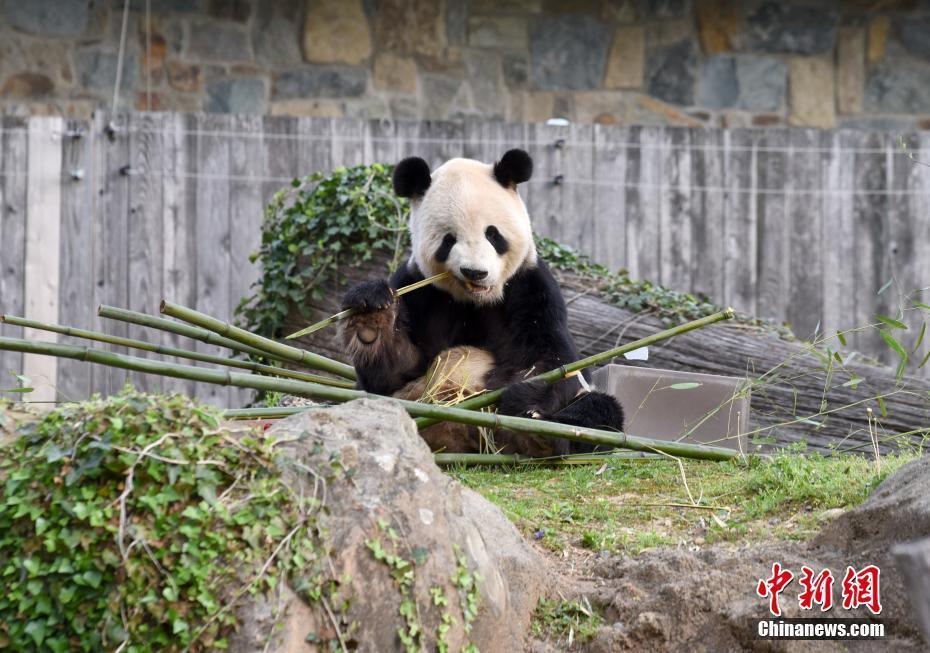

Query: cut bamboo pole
99 305 276 361
1 315 354 389
0 336 738 461
415 308 736 429
284 271 452 340
433 451 663 465
225 406 313 420
159 300 357 381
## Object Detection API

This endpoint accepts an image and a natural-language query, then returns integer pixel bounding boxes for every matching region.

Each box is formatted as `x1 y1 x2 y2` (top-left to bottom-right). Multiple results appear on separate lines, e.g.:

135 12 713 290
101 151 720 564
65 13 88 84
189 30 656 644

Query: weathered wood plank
722 129 757 315
0 116 28 385
22 116 64 404
626 126 661 282
193 113 232 407
56 119 95 401
786 128 824 339
658 127 692 291
691 128 725 302
159 112 197 397
126 112 165 394
228 114 264 408
330 117 365 168
821 130 858 350
755 130 789 323
524 123 563 243
907 132 930 379
565 123 595 256
590 125 626 271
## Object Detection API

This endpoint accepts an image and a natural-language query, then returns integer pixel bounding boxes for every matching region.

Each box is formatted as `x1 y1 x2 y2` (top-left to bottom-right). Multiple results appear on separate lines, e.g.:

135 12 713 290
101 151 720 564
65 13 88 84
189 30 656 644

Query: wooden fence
1 113 929 406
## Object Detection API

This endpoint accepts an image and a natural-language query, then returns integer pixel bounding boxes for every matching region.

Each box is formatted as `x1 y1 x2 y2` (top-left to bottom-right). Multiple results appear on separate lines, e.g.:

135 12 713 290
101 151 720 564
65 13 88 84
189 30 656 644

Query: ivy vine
0 389 346 652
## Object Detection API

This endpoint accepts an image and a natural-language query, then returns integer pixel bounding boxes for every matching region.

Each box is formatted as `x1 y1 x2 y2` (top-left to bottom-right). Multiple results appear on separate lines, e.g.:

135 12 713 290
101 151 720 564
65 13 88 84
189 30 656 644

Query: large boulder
229 398 546 652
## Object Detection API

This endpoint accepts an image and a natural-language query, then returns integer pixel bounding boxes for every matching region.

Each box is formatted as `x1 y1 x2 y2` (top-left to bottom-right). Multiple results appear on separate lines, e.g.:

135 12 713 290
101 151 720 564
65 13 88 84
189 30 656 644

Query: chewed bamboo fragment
284 271 452 340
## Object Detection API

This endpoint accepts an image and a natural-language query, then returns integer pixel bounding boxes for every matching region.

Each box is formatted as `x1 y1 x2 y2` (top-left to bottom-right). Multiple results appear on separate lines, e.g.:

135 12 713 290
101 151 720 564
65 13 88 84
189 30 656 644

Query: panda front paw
341 279 395 313
497 380 550 419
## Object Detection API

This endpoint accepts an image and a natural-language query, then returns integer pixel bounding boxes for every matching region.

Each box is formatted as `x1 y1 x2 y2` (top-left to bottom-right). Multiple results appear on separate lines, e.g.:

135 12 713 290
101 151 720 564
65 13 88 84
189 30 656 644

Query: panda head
392 149 536 305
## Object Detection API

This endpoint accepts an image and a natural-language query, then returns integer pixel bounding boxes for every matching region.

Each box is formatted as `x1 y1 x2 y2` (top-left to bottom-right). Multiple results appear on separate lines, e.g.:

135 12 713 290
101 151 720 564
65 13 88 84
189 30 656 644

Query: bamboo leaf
836 331 847 347
880 330 908 363
914 302 930 311
841 375 861 389
913 322 926 354
877 278 894 295
876 314 908 330
919 348 930 369
668 382 702 390
1 387 33 394
876 395 888 417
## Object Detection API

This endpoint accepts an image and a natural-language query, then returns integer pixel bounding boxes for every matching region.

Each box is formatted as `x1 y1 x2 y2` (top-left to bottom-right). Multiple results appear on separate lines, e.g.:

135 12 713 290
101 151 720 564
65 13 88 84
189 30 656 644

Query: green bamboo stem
99 305 276 361
0 336 737 461
433 451 663 465
224 406 315 420
0 315 354 389
284 271 452 340
415 308 736 429
159 300 357 381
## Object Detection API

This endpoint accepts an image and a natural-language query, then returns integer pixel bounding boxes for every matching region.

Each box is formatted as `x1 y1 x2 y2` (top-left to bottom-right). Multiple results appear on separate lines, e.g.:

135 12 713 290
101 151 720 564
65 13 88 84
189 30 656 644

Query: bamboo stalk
433 451 663 465
0 315 354 389
224 406 316 420
415 308 736 429
0 336 738 461
284 271 452 340
99 304 276 361
159 300 357 381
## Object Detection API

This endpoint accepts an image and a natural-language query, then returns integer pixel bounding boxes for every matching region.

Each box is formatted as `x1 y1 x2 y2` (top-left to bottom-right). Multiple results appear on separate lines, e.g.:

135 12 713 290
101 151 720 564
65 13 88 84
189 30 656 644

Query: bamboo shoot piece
284 271 452 340
415 308 735 429
0 336 738 461
159 300 357 380
0 315 354 388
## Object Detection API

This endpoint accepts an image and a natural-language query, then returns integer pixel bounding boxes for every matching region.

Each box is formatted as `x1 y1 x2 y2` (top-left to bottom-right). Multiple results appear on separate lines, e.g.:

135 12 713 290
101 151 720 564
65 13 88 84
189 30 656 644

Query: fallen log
284 255 930 454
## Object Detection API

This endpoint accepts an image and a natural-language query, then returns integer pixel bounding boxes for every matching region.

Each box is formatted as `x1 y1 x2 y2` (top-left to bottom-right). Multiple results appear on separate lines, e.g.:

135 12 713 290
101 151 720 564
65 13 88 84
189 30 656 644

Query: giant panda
340 149 624 456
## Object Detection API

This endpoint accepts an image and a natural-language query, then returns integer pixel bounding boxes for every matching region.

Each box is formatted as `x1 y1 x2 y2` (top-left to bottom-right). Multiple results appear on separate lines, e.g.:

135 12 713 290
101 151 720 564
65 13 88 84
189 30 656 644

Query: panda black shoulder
502 259 568 323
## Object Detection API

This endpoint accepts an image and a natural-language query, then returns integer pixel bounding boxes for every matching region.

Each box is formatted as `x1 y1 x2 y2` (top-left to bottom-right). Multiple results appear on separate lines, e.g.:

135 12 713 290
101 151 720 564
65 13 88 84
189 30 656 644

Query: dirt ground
528 457 930 652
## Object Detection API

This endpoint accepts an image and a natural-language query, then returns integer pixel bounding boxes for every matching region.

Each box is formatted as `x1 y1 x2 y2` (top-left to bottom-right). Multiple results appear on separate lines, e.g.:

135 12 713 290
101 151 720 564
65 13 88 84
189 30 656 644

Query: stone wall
1 0 930 129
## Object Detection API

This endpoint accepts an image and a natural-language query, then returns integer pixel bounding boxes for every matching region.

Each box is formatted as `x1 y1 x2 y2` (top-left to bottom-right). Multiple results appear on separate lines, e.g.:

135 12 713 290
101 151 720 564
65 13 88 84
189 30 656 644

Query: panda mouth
462 280 492 295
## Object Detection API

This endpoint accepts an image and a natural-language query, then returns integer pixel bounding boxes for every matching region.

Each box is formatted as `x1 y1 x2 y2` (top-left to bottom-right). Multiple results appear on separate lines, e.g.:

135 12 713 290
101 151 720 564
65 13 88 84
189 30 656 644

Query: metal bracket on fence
119 164 140 176
64 128 85 140
69 168 85 181
105 121 125 141
552 174 564 186
553 138 566 149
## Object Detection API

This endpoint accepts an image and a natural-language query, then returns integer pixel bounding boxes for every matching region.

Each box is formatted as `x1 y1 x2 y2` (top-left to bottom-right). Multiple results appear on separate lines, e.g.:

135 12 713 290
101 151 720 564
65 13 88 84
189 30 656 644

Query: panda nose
460 267 488 281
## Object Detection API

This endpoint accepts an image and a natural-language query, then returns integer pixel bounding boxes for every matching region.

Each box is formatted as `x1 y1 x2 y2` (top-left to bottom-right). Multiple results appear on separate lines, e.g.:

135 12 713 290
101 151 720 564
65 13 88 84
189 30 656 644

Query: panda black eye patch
485 226 509 255
434 233 457 263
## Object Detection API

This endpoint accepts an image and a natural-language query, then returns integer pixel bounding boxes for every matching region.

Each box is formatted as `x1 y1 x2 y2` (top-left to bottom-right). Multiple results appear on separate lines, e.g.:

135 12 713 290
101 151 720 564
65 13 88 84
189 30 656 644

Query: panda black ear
393 157 432 199
493 149 533 188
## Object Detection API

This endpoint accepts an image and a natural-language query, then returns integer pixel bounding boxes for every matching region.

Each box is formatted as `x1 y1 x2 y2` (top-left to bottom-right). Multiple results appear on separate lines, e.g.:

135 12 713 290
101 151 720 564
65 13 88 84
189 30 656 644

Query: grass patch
531 597 602 646
449 448 918 556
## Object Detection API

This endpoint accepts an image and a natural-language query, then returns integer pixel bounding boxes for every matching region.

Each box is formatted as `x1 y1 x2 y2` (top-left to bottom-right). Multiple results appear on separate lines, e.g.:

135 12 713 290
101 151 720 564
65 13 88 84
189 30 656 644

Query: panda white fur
340 149 624 455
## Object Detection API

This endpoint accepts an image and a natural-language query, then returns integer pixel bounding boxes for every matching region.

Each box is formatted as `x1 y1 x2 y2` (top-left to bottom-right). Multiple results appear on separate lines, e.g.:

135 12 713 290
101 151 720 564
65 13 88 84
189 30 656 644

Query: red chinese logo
798 566 834 611
841 565 882 615
757 562 794 616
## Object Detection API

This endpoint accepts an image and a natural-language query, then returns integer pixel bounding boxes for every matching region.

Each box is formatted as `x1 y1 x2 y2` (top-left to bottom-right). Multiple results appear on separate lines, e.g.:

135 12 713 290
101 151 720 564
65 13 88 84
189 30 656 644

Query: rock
0 72 54 98
644 0 688 18
696 55 737 109
372 52 417 94
419 74 465 118
302 0 372 65
229 399 546 653
273 66 367 99
139 18 168 85
270 98 345 117
375 0 445 58
530 15 612 90
867 16 889 65
502 53 529 88
604 26 645 89
735 56 786 112
207 0 251 22
167 61 202 92
865 56 930 114
836 28 864 114
472 0 541 10
695 0 740 54
646 39 697 105
601 0 638 23
895 18 930 62
187 20 253 62
818 455 930 551
574 91 704 126
205 77 267 114
743 2 838 55
447 0 468 45
788 57 835 128
389 95 419 119
75 49 138 92
2 0 89 36
509 90 557 123
252 0 304 67
468 16 529 50
464 50 506 118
